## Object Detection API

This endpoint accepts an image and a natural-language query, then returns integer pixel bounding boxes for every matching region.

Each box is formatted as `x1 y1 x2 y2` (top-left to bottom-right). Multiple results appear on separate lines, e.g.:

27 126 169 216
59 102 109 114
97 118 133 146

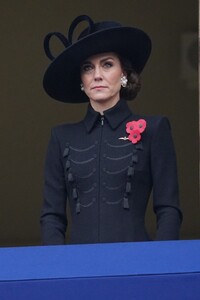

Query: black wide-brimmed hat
43 15 152 103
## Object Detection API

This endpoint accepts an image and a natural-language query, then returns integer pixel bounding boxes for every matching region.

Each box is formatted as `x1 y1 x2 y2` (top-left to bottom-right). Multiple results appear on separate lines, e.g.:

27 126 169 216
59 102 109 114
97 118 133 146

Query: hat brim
43 26 152 103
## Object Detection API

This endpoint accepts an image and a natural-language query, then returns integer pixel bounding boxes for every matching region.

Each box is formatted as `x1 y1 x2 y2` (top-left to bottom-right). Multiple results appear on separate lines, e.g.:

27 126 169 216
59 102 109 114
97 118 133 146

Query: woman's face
80 52 124 112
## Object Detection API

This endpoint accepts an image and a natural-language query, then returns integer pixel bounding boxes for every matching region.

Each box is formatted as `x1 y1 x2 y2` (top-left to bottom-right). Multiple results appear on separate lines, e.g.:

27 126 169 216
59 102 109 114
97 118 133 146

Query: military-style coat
40 99 182 245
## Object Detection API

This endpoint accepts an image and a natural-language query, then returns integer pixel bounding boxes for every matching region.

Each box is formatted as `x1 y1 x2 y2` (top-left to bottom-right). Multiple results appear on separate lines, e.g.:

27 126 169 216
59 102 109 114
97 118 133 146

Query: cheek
108 71 121 83
109 74 121 88
81 75 93 88
80 74 86 85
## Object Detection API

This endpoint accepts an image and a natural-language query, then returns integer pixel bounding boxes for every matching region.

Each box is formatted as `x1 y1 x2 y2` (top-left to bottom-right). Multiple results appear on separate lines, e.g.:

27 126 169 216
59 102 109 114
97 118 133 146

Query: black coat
40 99 182 245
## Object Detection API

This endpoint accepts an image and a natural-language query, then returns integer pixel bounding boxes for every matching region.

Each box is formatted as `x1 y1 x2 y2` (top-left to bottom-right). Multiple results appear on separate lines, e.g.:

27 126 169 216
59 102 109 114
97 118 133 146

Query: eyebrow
81 56 115 65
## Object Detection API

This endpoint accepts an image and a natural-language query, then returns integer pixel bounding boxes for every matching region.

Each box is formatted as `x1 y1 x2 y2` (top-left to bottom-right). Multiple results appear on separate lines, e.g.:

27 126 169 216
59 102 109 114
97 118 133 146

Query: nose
94 66 102 81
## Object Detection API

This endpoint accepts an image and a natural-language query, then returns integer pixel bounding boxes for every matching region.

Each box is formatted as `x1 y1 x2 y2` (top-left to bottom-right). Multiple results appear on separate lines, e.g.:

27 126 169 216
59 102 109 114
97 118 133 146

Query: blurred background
0 0 199 246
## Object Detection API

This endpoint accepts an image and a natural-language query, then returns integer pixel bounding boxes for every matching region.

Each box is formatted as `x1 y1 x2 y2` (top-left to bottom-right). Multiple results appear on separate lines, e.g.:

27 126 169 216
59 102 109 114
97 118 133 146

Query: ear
122 71 127 78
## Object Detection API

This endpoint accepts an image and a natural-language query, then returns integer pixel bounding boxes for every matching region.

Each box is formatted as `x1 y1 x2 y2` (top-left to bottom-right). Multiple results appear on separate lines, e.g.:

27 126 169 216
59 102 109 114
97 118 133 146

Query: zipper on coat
101 116 104 126
98 115 104 242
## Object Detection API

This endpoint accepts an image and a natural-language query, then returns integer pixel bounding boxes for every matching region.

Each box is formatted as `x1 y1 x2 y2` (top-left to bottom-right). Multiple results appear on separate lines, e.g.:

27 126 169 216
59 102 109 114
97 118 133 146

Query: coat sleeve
150 117 182 240
40 128 67 245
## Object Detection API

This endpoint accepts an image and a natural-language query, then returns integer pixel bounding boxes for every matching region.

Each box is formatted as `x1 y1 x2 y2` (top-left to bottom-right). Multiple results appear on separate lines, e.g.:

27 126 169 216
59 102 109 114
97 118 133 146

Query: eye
103 61 113 68
81 63 93 73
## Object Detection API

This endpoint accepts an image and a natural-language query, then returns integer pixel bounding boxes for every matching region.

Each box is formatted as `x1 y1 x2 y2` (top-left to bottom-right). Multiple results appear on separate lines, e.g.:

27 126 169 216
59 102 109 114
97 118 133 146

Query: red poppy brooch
119 119 147 144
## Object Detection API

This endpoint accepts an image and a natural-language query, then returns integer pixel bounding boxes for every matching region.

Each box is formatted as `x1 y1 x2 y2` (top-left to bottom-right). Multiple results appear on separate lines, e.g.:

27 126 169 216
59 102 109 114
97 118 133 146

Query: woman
40 15 182 245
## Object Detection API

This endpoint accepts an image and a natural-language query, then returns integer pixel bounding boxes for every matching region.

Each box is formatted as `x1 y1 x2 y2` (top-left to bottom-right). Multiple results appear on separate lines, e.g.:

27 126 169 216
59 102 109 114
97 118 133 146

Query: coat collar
83 99 132 132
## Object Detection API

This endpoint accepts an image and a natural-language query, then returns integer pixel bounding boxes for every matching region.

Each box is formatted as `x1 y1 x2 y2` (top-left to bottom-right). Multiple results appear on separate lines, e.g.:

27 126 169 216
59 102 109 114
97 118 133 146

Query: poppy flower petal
136 119 146 133
128 130 141 144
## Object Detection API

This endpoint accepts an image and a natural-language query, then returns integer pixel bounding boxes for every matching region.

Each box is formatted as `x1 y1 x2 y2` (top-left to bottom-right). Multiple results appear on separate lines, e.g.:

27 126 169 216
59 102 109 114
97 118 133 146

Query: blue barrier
0 240 199 299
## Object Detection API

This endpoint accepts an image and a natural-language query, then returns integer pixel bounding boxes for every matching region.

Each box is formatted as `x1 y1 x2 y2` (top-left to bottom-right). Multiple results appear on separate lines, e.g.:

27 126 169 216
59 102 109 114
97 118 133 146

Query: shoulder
130 113 171 134
145 115 171 134
128 113 174 149
46 121 85 150
51 120 85 138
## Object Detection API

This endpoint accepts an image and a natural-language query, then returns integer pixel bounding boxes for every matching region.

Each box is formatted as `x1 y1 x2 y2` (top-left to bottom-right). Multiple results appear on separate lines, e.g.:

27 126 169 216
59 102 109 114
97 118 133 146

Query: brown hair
119 56 141 101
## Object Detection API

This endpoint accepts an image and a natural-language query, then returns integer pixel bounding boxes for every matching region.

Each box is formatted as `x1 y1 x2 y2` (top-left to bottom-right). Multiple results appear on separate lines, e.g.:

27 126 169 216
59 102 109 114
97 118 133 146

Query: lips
91 86 107 89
